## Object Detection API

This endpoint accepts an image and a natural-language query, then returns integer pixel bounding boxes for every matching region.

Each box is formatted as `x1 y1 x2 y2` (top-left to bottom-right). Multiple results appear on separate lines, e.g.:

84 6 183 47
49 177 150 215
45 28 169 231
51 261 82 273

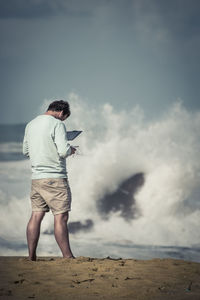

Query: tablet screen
67 130 82 141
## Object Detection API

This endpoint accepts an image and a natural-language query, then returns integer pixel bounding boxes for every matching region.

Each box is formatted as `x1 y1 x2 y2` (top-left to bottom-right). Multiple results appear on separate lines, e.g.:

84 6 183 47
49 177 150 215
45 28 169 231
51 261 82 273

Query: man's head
46 100 71 121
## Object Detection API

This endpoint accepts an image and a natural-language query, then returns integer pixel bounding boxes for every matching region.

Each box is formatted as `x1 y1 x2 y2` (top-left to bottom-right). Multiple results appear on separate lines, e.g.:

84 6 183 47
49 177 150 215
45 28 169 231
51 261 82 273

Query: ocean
0 98 200 262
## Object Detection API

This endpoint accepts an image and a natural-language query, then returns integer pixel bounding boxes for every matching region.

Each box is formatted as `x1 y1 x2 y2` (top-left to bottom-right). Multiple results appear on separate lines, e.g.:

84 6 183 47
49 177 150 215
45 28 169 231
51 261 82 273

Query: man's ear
58 111 63 118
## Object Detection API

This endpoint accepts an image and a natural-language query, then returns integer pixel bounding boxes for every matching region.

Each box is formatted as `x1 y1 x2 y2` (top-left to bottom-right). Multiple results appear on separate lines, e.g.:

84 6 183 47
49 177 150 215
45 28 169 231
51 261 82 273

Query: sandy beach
0 256 199 300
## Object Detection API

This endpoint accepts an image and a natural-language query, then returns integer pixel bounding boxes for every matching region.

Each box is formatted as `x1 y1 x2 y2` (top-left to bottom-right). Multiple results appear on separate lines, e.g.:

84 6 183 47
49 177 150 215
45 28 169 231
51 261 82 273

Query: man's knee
54 211 69 223
31 211 45 222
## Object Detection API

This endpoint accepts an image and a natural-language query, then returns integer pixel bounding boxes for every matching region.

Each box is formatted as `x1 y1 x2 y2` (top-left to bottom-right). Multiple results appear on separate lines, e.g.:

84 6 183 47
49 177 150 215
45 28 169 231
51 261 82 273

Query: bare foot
63 255 76 259
28 255 37 261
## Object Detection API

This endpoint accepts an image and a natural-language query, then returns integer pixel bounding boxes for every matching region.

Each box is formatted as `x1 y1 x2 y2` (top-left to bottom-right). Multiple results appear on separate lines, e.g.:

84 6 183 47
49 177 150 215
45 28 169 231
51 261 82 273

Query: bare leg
54 212 74 258
26 211 45 261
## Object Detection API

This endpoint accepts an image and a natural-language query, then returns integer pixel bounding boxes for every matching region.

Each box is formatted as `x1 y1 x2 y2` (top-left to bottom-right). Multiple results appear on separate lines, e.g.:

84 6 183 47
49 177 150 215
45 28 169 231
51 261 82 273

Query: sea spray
0 94 200 260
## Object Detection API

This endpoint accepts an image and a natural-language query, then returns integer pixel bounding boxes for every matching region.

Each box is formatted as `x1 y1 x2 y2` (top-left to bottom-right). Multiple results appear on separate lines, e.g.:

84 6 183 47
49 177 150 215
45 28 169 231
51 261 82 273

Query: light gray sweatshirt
23 114 72 179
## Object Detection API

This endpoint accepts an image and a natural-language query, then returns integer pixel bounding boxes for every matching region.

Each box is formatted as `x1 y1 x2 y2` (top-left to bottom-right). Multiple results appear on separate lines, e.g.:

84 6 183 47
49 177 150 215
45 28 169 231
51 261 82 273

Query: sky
0 0 200 124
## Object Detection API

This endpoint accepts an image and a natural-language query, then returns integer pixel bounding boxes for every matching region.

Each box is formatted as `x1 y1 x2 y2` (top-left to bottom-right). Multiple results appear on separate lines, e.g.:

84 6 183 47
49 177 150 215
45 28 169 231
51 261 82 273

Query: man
23 100 76 261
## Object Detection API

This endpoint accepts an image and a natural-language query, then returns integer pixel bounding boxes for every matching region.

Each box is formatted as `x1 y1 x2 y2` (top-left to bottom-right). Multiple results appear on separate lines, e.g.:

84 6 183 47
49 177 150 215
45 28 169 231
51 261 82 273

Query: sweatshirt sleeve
54 122 72 158
22 126 29 157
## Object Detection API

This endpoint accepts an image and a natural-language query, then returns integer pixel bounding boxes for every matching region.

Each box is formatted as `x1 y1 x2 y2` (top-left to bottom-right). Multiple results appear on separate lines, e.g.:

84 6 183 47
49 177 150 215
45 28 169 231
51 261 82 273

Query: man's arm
22 126 29 157
54 122 74 158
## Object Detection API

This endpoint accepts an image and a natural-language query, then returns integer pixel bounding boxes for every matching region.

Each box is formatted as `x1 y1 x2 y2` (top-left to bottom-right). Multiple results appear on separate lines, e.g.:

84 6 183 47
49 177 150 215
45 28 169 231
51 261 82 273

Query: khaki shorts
30 178 71 215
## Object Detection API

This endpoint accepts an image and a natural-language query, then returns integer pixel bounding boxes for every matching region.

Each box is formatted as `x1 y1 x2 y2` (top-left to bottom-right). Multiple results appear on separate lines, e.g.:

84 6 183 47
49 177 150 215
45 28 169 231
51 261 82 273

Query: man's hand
70 146 77 155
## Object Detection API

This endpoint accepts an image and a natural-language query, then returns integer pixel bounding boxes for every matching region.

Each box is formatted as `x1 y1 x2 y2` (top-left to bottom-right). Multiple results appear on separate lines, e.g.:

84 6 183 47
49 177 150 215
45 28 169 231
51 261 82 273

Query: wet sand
0 256 200 300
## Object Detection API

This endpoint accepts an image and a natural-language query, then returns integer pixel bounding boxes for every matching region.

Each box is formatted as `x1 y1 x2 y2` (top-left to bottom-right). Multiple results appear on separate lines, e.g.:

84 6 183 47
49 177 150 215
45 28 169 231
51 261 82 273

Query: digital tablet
67 130 82 141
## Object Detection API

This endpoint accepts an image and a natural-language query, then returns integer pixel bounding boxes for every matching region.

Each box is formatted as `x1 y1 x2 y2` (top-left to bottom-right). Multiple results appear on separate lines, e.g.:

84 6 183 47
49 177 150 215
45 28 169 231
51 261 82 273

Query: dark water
0 124 25 143
0 124 26 161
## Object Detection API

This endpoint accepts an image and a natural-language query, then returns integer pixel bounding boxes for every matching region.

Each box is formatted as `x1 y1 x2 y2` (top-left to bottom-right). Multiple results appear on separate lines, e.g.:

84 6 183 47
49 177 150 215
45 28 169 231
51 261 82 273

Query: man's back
23 114 71 179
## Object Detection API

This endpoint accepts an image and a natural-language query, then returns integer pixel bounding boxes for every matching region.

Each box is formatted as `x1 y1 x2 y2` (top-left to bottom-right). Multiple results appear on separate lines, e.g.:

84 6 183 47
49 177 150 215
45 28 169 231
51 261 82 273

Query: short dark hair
47 100 71 117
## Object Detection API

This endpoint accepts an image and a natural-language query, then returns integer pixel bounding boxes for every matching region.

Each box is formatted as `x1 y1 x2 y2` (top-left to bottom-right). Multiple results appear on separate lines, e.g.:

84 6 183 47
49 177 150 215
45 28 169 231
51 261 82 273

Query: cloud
132 0 200 49
0 0 92 19
2 0 199 33
0 0 56 18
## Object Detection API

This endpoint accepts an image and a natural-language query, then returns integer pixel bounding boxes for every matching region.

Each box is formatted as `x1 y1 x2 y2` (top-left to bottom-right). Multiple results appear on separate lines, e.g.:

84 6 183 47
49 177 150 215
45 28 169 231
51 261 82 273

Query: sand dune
0 256 199 299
